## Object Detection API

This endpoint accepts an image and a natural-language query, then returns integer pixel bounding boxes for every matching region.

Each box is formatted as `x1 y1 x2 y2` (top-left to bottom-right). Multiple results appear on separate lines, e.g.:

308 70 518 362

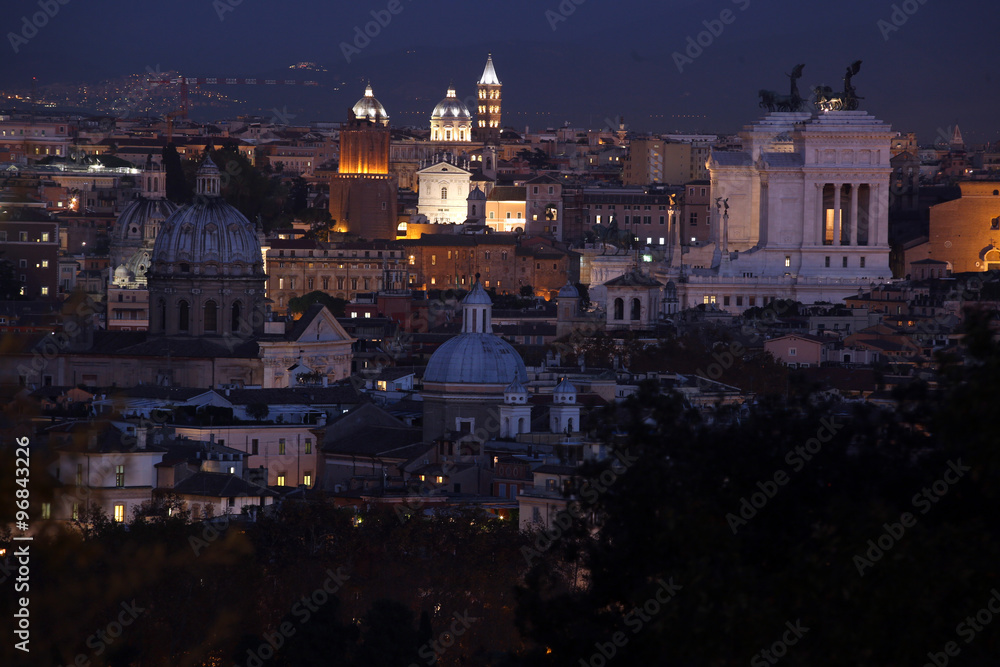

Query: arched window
204 300 218 333
231 301 242 333
178 300 189 332
567 418 574 432
153 177 158 192
631 298 641 320
614 298 624 320
517 417 525 434
441 187 447 200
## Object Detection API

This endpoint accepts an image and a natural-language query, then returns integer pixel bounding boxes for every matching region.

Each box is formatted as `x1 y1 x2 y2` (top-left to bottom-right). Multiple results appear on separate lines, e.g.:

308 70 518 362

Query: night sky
3 0 996 143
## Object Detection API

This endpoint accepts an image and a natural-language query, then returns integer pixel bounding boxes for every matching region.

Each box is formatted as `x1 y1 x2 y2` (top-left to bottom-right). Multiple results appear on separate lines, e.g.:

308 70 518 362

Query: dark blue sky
3 0 996 143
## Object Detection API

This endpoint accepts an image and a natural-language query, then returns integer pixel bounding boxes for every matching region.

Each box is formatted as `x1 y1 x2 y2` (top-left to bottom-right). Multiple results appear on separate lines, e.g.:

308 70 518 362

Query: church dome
423 333 527 386
352 84 389 124
150 158 263 276
423 280 527 386
557 281 579 298
113 197 178 246
432 86 471 120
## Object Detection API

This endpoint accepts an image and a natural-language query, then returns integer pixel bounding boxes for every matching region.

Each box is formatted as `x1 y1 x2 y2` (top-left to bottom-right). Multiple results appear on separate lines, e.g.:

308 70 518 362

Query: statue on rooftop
814 60 863 111
758 64 806 112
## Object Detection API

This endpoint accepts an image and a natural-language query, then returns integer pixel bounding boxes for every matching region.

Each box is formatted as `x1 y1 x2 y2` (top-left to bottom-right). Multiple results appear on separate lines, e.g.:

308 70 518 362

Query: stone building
328 84 398 240
654 105 896 312
265 239 409 314
905 181 1000 274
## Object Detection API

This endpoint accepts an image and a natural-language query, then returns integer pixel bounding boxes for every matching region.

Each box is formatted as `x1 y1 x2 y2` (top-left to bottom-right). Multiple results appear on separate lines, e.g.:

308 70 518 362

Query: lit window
114 504 125 522
304 438 312 455
278 439 286 455
40 287 49 296
115 465 125 487
303 472 312 486
41 260 48 268
277 474 286 486
436 476 444 484
41 503 51 519
785 256 791 268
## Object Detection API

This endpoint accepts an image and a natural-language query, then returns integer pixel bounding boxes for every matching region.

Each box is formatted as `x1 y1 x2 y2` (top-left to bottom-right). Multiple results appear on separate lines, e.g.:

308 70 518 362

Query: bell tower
475 54 502 144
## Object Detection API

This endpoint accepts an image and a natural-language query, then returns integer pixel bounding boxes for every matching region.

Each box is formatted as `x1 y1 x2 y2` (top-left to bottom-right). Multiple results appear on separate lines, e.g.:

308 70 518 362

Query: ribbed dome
467 186 486 201
113 197 178 245
151 200 263 275
432 86 471 120
424 333 528 385
353 84 389 123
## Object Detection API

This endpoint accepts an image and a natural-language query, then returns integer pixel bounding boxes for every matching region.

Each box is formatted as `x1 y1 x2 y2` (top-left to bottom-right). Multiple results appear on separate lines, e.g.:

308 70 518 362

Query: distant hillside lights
340 0 408 63
7 0 72 54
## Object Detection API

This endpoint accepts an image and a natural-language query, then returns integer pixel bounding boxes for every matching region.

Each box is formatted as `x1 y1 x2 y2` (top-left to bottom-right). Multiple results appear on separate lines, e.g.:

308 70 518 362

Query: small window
277 474 286 486
114 504 126 522
251 439 259 455
278 439 286 455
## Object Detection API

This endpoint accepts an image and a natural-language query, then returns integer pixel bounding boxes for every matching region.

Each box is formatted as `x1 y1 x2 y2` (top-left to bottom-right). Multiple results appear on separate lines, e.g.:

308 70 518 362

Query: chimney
136 428 147 450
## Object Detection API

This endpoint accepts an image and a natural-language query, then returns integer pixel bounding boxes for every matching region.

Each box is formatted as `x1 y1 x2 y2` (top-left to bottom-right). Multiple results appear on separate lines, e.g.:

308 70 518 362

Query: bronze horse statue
758 64 806 112
814 60 863 111
591 217 637 255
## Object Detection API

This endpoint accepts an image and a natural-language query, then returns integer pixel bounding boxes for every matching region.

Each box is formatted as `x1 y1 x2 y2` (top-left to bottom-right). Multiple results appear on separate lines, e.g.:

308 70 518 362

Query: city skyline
2 0 997 142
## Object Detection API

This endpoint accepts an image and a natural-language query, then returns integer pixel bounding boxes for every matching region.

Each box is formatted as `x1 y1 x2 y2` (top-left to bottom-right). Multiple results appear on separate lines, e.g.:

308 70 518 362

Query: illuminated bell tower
475 54 502 143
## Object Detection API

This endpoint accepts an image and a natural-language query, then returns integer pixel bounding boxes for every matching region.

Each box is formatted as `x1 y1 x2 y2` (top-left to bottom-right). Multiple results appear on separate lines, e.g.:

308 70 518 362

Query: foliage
514 315 1000 666
0 254 24 300
288 290 348 317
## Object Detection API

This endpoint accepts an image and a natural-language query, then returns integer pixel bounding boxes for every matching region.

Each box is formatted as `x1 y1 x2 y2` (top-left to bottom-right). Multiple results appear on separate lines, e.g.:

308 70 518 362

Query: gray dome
467 186 486 201
432 86 471 120
557 282 579 298
353 84 389 123
554 377 577 394
424 333 528 385
113 197 178 245
151 198 263 276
